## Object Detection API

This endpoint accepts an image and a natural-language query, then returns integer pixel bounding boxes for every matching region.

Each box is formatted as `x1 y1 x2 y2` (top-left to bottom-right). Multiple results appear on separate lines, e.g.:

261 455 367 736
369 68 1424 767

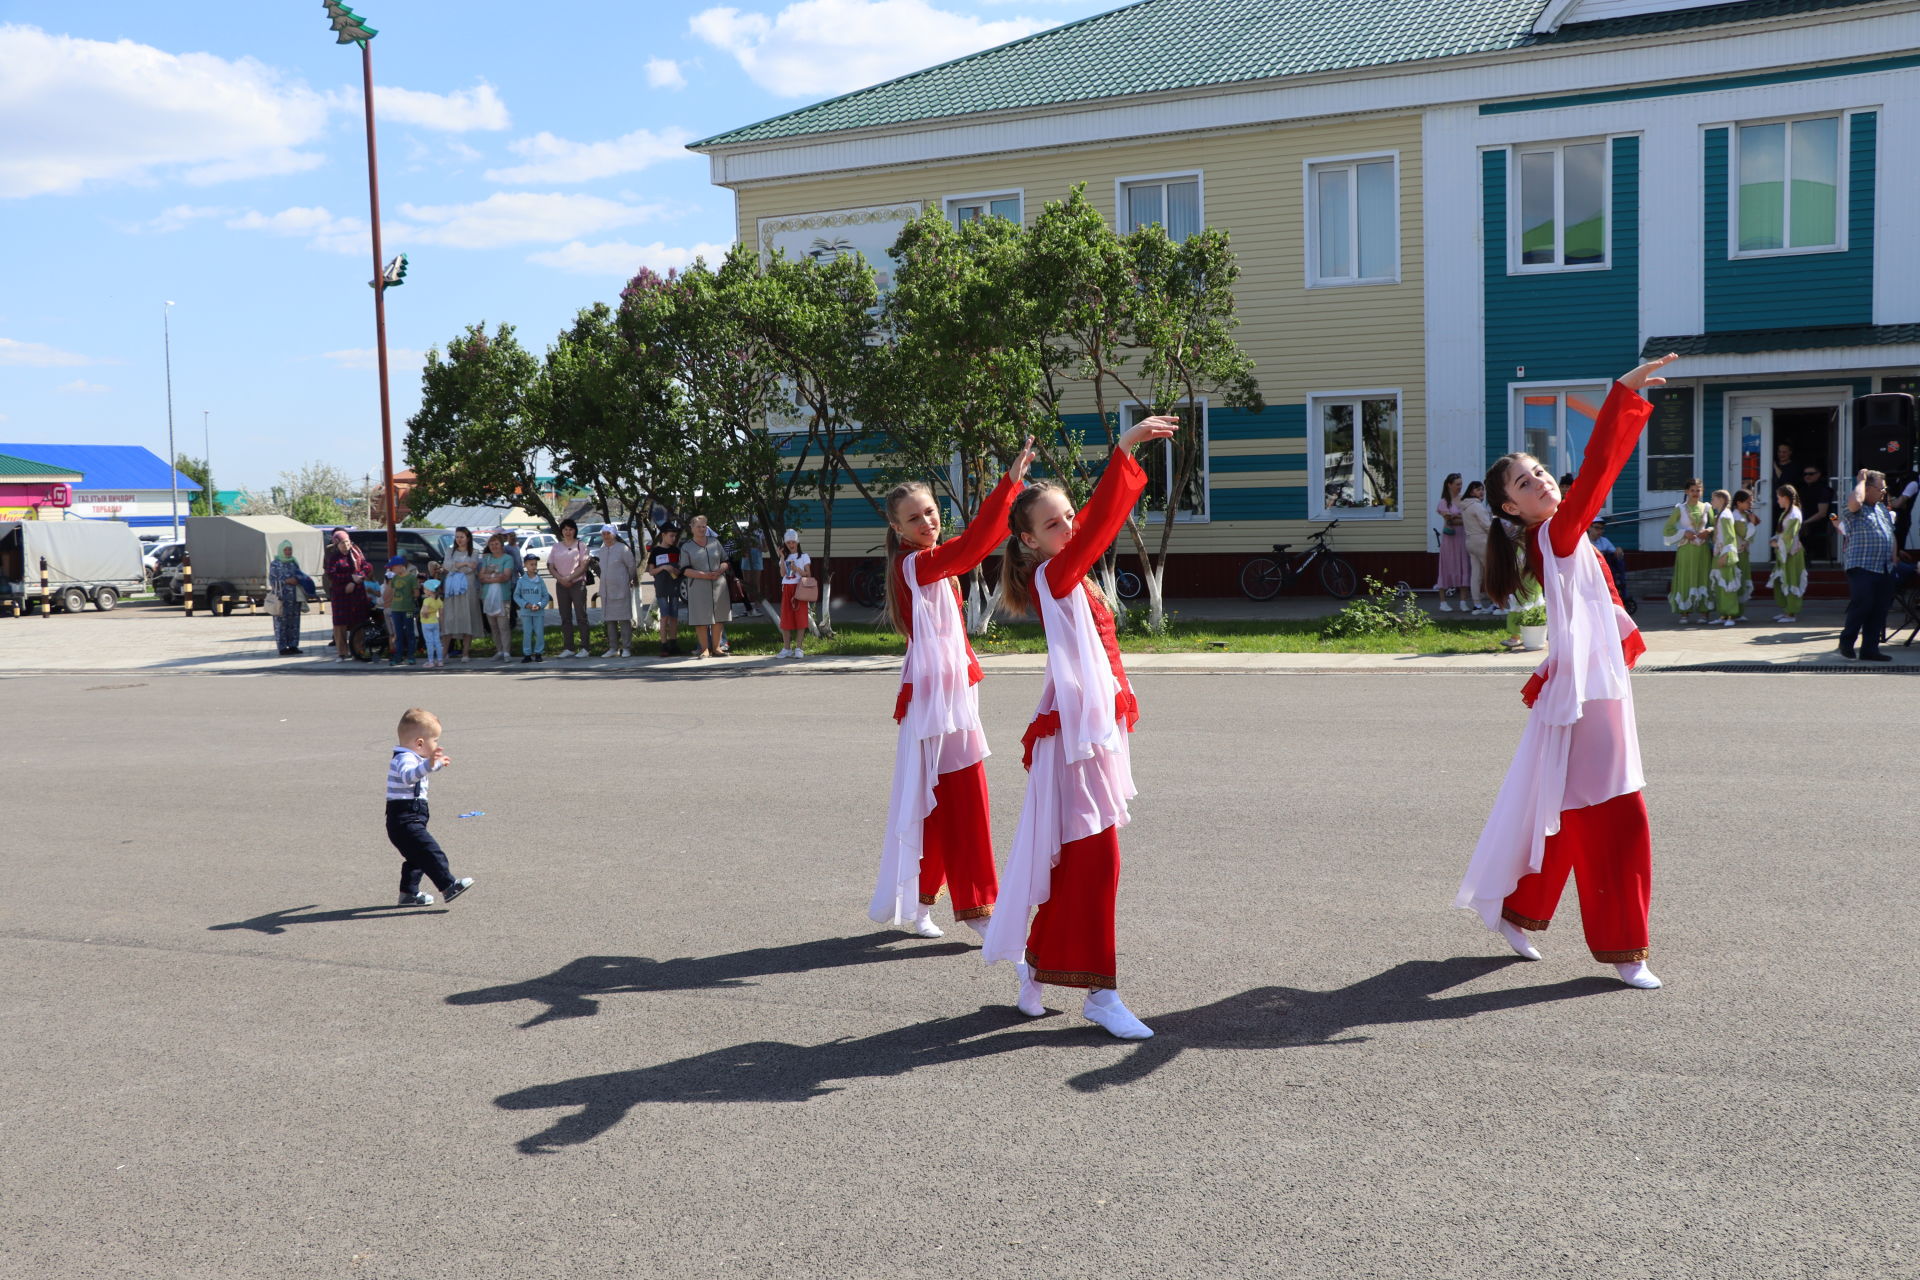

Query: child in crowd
1770 485 1807 621
387 707 474 907
1710 489 1744 626
1734 489 1759 605
514 554 550 662
778 529 813 659
420 578 445 668
386 556 421 667
649 524 685 658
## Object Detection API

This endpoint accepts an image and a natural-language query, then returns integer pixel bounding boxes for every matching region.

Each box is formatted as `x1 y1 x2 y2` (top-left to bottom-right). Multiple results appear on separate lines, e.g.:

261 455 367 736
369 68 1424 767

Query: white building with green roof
695 0 1920 589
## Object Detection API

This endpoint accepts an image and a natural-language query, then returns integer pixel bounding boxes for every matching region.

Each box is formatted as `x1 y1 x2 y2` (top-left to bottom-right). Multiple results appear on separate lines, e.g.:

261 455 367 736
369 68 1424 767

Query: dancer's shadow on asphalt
208 904 448 934
446 932 973 1027
494 957 1614 1153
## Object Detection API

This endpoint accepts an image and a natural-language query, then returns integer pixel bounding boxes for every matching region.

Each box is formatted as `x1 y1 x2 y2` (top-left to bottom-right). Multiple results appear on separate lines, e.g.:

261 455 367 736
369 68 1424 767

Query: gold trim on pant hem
1026 961 1116 990
1593 947 1650 963
1502 907 1551 931
918 892 940 906
953 905 992 922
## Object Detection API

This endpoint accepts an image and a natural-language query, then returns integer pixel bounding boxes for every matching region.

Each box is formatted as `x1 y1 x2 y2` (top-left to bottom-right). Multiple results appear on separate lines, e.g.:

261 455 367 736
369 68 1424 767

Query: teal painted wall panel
1702 114 1875 332
1483 136 1645 548
1211 454 1297 475
1210 487 1307 521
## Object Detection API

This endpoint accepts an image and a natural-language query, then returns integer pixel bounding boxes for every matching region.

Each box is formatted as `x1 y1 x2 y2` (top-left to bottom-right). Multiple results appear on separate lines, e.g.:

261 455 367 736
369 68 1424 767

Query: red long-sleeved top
892 474 1019 721
1520 382 1651 704
1020 448 1146 763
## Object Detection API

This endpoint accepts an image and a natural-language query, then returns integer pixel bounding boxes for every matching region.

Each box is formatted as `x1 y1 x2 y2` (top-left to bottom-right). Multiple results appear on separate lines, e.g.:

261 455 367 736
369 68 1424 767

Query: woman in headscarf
596 524 638 657
268 540 317 656
324 529 373 662
441 526 483 662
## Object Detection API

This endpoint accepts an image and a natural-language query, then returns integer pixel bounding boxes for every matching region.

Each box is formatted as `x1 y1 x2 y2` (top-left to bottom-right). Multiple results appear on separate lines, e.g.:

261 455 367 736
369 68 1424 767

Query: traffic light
322 1 377 46
369 253 408 291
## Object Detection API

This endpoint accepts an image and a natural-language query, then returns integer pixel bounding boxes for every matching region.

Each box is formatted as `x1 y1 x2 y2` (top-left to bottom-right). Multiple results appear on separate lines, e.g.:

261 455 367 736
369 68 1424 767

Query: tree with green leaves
1019 186 1262 629
872 206 1045 630
175 455 220 516
534 301 667 531
403 322 561 531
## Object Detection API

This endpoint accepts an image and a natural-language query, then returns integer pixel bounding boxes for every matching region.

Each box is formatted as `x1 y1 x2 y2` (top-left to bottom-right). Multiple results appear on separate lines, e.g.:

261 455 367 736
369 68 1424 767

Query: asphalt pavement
1 669 1912 1279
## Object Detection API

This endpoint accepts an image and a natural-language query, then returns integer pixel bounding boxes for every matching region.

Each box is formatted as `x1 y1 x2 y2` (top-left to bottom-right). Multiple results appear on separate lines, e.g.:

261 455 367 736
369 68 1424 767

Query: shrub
1318 576 1428 640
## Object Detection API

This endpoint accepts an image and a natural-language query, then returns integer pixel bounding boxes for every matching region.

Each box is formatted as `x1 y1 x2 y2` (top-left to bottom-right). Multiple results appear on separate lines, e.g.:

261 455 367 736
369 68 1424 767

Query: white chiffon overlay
1455 519 1644 931
982 562 1135 968
869 553 989 927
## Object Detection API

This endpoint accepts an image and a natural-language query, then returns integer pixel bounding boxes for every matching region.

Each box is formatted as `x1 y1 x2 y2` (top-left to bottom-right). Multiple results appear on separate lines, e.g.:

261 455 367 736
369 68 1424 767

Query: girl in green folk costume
1663 478 1713 623
1769 484 1808 622
1735 489 1760 603
1709 489 1745 626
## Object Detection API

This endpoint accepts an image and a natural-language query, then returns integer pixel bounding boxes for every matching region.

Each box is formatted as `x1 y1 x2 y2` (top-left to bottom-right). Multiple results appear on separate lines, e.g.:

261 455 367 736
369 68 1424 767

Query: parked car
341 528 449 577
513 530 559 572
144 539 183 580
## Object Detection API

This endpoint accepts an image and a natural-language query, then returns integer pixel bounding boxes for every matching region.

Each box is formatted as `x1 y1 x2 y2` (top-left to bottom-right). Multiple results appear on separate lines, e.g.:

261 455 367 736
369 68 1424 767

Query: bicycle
1237 520 1358 601
849 548 888 611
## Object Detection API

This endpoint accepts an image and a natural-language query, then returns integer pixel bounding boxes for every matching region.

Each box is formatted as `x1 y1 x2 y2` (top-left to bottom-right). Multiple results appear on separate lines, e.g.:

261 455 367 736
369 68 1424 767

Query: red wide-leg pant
1024 824 1120 990
1502 790 1652 962
917 761 997 921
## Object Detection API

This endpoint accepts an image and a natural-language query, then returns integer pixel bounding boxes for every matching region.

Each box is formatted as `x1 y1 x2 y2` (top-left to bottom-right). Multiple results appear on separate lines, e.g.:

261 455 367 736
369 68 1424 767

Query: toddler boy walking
387 707 475 907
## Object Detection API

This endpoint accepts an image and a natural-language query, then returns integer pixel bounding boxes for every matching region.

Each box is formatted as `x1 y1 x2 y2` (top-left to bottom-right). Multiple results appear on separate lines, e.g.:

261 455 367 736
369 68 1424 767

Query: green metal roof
692 0 1892 149
1643 323 1920 358
0 452 82 480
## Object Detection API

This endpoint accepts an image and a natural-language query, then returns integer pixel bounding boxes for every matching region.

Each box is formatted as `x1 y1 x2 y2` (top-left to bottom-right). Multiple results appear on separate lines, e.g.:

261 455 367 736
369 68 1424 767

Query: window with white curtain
1309 392 1402 518
947 193 1022 227
1306 156 1398 285
1735 115 1842 255
1120 175 1202 241
1511 140 1609 271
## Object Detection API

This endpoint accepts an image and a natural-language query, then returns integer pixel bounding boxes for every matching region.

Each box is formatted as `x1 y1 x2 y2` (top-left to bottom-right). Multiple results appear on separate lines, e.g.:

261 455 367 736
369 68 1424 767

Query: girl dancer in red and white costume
982 415 1179 1040
1456 354 1679 989
871 439 1037 940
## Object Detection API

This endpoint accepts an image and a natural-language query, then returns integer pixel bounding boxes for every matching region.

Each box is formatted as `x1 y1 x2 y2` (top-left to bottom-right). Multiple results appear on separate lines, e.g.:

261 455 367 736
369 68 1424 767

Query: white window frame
945 189 1024 227
1509 380 1615 512
1120 398 1211 523
1307 388 1404 521
1303 151 1401 288
1725 111 1850 260
1507 138 1612 275
1115 170 1205 239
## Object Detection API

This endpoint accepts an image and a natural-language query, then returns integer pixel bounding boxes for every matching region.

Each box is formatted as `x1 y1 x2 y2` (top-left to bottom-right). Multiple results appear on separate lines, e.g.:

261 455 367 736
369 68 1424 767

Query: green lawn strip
454 615 1511 659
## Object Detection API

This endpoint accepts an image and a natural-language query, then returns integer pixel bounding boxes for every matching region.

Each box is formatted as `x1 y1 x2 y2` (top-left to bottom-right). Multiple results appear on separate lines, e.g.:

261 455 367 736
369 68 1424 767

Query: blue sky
0 0 1116 491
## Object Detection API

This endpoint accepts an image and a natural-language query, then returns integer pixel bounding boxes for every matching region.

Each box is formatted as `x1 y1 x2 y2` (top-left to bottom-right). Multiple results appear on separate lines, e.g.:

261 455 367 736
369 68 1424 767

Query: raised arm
915 474 1019 584
1049 449 1149 597
1549 356 1674 558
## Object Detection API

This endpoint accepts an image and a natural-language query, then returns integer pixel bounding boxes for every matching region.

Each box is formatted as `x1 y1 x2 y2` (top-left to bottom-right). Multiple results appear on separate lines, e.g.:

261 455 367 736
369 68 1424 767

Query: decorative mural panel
756 202 922 291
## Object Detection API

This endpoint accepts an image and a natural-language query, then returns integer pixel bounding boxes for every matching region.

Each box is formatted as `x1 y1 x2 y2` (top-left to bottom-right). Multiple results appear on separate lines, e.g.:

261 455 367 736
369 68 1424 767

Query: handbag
265 591 284 617
792 576 820 603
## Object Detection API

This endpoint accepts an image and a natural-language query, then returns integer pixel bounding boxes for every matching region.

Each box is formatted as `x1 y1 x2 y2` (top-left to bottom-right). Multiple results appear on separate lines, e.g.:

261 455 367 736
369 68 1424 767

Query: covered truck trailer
0 520 144 614
183 515 324 615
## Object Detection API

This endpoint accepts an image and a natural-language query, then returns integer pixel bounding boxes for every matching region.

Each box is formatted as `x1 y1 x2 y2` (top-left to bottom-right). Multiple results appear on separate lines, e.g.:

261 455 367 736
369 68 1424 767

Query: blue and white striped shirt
386 746 441 800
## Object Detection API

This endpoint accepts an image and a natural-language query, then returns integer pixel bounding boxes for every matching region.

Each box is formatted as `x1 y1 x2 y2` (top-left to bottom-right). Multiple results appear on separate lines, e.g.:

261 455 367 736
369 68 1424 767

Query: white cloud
135 204 232 233
646 58 688 90
0 24 330 198
527 240 732 277
322 347 426 372
226 205 367 255
394 192 668 249
689 0 1053 97
57 378 110 395
483 128 696 184
0 337 96 367
370 81 509 132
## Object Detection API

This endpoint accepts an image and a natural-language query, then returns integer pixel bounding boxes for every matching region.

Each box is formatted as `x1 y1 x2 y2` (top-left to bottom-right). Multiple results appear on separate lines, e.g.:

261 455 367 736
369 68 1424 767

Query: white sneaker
1438 600 1452 612
1614 961 1662 989
901 908 943 939
793 648 805 658
778 647 792 658
1014 963 1046 1017
602 647 617 658
1082 990 1152 1039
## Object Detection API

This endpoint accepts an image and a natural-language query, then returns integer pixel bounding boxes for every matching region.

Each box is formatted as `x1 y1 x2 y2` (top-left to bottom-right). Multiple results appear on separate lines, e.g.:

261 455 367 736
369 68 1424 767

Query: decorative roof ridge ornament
322 0 377 47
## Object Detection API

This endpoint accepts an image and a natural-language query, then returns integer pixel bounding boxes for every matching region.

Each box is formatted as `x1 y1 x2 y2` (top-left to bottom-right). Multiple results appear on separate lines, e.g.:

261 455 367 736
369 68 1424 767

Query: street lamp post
323 3 401 560
163 301 179 540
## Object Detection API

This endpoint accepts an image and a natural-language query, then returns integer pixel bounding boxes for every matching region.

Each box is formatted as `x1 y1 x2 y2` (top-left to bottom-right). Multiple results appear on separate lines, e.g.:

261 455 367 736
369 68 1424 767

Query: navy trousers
1841 568 1895 656
386 799 454 895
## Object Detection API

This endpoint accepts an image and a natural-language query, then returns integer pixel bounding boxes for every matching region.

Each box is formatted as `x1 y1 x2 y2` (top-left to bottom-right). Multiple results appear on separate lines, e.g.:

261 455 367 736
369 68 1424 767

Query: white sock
904 906 943 939
964 916 991 943
1614 961 1662 989
1014 963 1045 1017
1082 988 1152 1039
1498 919 1542 960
